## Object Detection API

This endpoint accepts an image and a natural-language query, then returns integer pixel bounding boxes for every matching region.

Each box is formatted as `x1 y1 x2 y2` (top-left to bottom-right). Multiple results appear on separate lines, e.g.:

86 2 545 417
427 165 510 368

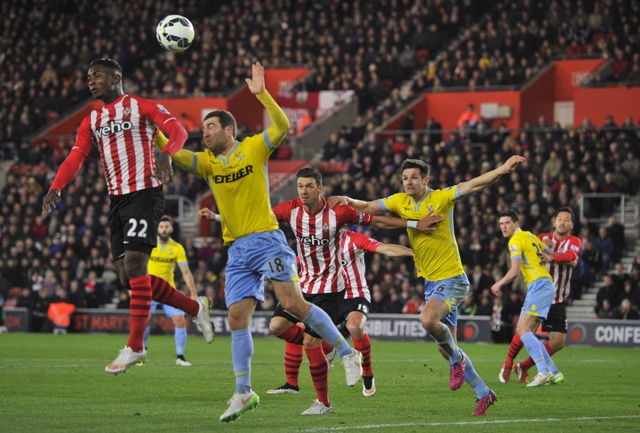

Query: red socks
274 324 305 345
306 345 330 407
150 275 199 317
127 275 152 352
353 334 373 377
321 339 334 355
505 333 524 368
284 341 303 387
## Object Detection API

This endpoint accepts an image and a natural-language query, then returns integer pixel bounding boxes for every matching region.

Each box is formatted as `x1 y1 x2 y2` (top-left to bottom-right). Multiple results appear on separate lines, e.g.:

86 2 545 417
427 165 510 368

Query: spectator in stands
297 107 318 136
606 216 626 263
594 226 614 274
456 104 480 129
598 299 617 319
595 276 618 316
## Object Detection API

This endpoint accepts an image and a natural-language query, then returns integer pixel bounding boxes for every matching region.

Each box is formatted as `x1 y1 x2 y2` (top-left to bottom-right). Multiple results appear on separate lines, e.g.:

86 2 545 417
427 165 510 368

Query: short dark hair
160 215 173 224
89 58 122 75
555 207 575 222
400 159 430 177
203 110 237 139
296 167 322 186
499 210 519 222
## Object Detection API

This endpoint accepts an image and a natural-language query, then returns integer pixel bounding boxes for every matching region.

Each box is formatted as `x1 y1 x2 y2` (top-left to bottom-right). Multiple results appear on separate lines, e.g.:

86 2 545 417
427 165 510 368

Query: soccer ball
156 15 195 52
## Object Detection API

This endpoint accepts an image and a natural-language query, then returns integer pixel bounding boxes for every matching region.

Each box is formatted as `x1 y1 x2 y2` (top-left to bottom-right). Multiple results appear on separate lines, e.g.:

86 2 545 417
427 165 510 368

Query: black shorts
541 302 567 333
338 297 371 323
109 186 165 259
273 291 344 339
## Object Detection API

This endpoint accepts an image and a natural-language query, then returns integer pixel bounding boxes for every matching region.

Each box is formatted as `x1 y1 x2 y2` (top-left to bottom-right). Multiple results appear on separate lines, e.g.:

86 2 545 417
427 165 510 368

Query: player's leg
254 230 360 386
500 332 524 383
268 312 303 394
220 233 275 422
420 278 465 390
148 275 213 343
167 306 189 366
518 279 560 386
344 300 375 396
302 334 331 414
143 301 160 352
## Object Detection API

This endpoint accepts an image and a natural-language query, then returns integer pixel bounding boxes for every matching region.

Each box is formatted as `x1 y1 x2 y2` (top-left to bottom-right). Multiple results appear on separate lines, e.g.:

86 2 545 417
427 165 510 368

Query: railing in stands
579 193 639 225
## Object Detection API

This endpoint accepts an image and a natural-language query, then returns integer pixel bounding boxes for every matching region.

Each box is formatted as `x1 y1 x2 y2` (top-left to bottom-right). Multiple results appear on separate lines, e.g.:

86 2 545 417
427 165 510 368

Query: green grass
0 334 638 433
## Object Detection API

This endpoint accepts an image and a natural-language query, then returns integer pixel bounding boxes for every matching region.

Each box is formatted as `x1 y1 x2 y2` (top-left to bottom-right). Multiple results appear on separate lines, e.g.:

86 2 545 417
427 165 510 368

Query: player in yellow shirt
156 62 363 422
491 210 564 387
145 216 198 366
331 155 524 416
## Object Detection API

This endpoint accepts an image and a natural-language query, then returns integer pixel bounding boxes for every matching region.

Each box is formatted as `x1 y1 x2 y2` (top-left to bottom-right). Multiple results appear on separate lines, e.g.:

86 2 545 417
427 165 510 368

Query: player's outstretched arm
370 212 443 231
249 62 291 146
154 131 196 172
376 243 414 257
457 155 525 199
328 196 383 215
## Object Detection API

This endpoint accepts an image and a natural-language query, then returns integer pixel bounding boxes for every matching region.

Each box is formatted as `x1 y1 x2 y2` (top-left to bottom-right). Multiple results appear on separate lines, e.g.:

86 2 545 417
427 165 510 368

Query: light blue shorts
521 278 555 319
150 300 184 317
225 230 298 307
424 273 470 327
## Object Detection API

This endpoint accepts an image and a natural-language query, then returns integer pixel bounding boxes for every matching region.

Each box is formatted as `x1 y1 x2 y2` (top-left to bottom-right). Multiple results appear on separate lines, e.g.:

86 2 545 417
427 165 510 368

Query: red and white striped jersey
74 94 176 195
538 232 582 304
341 230 381 301
273 198 373 295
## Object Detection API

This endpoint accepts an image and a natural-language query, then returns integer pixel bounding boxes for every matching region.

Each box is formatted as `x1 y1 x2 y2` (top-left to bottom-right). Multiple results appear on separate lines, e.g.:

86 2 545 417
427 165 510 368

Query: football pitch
0 334 638 433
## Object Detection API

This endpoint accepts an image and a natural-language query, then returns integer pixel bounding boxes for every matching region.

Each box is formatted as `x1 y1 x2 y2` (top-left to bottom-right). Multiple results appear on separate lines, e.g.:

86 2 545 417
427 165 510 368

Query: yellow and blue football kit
379 186 468 326
508 228 555 318
155 90 298 307
148 238 187 316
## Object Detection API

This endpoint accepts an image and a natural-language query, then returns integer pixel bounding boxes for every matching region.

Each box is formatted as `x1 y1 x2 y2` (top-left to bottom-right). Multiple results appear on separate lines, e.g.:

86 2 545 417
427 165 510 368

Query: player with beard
144 216 199 366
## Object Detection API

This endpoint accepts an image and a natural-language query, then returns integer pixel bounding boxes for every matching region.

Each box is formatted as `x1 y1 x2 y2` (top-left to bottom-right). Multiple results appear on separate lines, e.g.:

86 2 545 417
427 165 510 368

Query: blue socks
461 350 491 398
303 304 353 357
521 332 555 374
431 325 462 363
175 327 187 356
143 326 150 349
231 328 253 393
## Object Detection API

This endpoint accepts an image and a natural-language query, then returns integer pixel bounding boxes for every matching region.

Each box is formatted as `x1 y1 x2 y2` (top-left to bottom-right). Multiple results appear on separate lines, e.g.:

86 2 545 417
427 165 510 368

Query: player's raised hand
416 211 444 231
197 207 218 221
42 189 61 216
246 62 265 95
327 196 350 209
155 152 173 184
500 155 526 174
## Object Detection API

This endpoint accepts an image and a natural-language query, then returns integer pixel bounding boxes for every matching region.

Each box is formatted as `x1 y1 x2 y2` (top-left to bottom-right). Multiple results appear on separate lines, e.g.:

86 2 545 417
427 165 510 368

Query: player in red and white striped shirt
42 59 212 374
268 229 413 398
499 207 582 383
268 167 440 414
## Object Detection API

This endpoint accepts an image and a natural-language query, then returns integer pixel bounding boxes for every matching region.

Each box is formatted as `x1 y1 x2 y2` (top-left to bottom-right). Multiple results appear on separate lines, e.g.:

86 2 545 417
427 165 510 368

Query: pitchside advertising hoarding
5 308 640 347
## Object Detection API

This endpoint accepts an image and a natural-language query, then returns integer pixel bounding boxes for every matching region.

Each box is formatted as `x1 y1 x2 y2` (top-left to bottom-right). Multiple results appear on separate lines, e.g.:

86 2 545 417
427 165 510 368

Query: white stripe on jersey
341 234 371 301
93 108 118 193
543 234 579 304
290 206 344 295
129 97 148 192
114 100 130 194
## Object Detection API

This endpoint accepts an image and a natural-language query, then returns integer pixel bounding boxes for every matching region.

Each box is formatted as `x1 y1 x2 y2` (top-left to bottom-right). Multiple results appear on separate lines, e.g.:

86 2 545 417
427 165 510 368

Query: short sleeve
509 237 523 259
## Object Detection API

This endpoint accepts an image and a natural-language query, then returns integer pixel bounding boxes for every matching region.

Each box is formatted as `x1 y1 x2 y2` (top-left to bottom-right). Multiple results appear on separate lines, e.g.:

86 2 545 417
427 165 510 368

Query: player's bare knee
172 316 185 328
346 323 364 339
280 299 309 320
269 316 291 335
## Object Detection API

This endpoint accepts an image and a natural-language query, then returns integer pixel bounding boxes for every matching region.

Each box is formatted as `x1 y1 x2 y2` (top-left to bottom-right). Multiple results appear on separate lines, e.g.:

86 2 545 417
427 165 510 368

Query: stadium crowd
2 0 640 154
1 0 639 332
